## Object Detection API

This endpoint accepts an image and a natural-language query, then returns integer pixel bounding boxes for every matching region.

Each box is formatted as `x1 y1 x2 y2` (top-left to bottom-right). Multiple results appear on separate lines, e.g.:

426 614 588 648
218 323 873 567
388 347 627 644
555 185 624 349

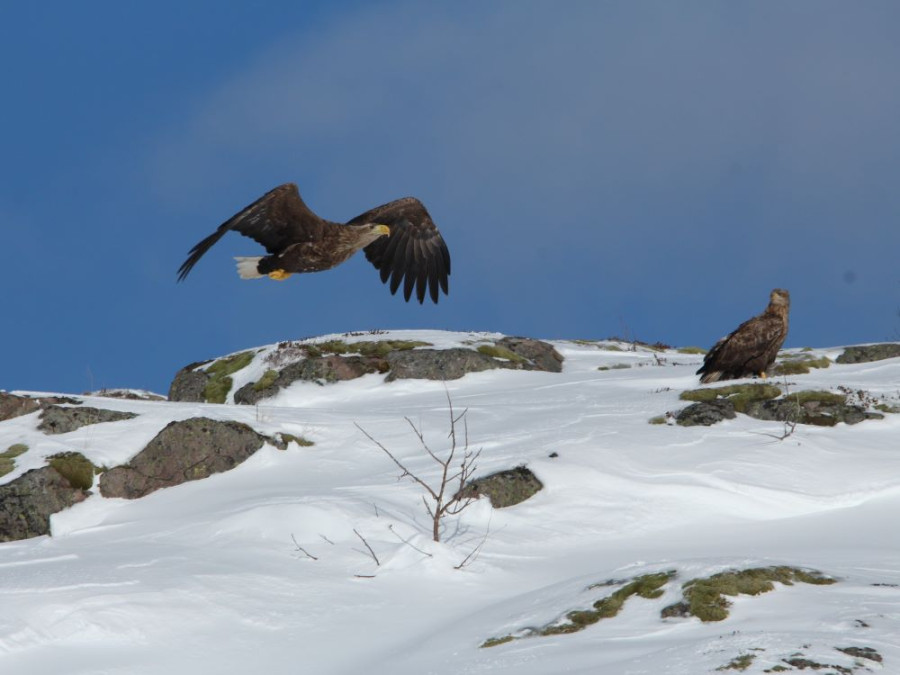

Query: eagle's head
769 288 790 308
342 223 391 253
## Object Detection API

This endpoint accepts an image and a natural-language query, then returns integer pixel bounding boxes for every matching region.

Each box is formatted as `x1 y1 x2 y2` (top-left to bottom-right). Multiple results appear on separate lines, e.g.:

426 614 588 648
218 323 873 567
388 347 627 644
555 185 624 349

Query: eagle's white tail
235 257 264 279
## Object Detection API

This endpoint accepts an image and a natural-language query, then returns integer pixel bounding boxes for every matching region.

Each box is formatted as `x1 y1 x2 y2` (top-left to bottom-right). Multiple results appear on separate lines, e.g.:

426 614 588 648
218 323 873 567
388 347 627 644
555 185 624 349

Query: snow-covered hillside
2 330 899 674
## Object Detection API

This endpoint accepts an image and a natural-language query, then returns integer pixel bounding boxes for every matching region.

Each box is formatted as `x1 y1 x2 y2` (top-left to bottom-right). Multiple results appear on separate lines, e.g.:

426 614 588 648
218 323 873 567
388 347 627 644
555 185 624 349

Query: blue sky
3 1 899 395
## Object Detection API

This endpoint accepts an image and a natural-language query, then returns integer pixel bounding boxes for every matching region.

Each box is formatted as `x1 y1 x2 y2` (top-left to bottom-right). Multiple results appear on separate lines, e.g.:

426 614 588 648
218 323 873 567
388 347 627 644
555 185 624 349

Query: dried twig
353 528 380 566
388 524 433 558
752 375 800 442
454 517 491 570
290 534 318 561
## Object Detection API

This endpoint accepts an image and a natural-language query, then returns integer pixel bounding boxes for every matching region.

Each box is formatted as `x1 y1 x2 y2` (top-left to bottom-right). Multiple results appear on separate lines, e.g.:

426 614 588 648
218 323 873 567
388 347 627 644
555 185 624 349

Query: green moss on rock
357 340 430 357
312 340 351 355
772 355 831 376
253 369 279 391
203 351 255 403
680 383 782 413
305 339 431 360
666 566 836 622
0 443 29 478
483 571 675 646
716 654 756 671
477 344 528 363
47 451 97 490
1 443 28 458
279 433 314 448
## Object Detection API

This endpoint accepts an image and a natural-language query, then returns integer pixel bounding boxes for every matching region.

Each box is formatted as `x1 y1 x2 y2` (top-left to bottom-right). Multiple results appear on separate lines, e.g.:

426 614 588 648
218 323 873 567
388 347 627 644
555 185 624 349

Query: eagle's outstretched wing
177 183 323 281
349 197 451 304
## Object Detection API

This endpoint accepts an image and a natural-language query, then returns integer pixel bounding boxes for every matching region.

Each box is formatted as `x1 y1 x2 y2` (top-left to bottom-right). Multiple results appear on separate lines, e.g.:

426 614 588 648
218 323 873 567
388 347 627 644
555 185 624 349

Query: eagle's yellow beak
374 224 391 236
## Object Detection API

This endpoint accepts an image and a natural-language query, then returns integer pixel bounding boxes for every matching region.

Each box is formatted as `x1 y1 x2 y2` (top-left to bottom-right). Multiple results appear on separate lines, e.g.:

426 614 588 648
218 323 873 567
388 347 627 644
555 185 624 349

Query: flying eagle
696 288 790 384
177 183 450 304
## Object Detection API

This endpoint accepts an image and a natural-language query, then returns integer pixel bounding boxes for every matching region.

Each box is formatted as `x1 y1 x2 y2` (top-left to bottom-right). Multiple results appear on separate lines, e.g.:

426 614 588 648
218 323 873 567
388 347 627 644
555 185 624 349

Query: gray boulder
676 400 737 427
235 355 388 405
99 417 272 499
385 348 502 382
459 466 544 508
38 405 137 435
497 337 564 373
0 466 89 542
167 360 213 402
836 344 900 364
386 339 563 382
743 394 883 426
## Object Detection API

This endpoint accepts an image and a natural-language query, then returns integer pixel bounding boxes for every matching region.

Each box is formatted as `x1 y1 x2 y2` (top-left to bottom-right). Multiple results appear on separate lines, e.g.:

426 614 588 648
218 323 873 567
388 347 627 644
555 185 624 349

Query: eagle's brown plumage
177 183 450 303
696 289 790 384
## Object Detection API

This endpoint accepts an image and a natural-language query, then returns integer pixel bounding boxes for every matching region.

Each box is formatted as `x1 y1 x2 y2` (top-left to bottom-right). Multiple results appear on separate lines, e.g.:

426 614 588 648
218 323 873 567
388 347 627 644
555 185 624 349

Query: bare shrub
356 391 481 543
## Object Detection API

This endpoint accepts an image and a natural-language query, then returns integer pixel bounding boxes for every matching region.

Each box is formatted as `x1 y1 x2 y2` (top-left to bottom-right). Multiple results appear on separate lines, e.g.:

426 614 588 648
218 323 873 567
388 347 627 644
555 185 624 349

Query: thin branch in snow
388 524 433 558
290 534 318 561
353 528 380 567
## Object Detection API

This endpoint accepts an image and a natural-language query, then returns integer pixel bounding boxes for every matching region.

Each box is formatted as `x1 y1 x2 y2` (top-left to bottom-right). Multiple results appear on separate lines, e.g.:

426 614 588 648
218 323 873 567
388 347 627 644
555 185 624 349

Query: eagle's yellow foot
759 371 768 380
267 269 292 281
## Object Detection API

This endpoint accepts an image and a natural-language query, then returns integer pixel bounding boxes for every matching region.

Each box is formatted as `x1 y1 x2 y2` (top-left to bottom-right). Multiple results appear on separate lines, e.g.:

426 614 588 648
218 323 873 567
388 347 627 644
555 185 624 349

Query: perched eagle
696 288 790 384
177 183 450 303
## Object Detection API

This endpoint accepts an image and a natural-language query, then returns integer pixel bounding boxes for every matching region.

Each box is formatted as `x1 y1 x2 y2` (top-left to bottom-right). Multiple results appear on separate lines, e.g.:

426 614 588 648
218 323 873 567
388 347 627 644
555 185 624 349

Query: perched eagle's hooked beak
374 224 391 237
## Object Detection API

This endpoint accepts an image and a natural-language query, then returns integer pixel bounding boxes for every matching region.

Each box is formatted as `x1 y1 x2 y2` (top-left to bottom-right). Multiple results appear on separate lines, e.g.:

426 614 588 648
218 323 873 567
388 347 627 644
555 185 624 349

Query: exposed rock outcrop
676 400 737 427
172 336 565 405
742 392 883 426
385 348 502 382
167 361 212 403
673 386 884 427
0 392 81 423
496 337 564 373
38 405 137 435
234 355 389 405
99 417 273 499
0 466 89 542
459 466 544 508
836 343 900 364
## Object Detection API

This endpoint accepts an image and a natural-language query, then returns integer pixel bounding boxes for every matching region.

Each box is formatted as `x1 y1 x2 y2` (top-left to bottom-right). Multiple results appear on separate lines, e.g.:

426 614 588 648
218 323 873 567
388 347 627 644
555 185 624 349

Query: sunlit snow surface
2 331 899 674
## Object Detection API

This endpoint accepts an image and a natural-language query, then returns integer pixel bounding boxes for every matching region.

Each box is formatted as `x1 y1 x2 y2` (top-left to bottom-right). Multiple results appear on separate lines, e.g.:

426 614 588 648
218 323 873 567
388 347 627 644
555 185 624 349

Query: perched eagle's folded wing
697 314 787 383
177 183 322 281
351 197 451 304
